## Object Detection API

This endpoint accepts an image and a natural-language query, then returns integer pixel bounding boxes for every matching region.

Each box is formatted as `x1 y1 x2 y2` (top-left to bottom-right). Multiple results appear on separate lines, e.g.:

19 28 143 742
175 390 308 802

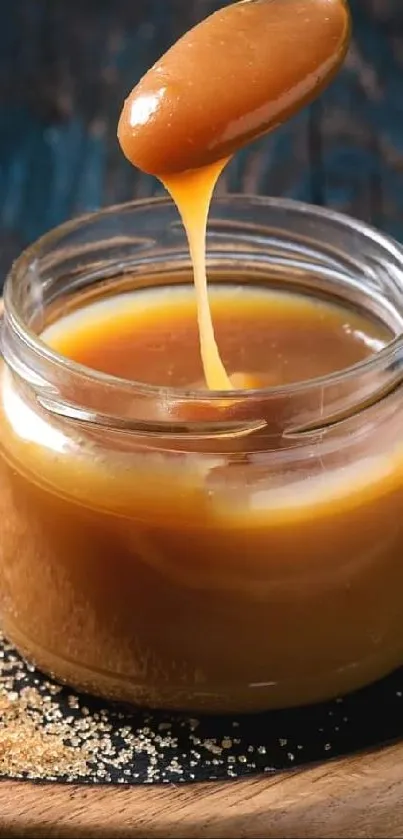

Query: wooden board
2 743 403 838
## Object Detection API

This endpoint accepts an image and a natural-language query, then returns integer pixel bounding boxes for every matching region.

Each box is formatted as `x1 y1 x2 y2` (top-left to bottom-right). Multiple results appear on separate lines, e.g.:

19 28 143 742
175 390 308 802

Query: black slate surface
2 631 403 785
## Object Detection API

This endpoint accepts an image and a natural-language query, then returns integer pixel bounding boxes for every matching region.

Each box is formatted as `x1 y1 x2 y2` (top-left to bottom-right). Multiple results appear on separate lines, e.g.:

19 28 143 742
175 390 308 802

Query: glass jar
2 195 403 713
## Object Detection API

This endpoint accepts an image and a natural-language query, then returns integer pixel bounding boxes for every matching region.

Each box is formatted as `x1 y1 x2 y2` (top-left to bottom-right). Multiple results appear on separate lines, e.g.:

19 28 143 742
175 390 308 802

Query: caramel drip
162 160 231 390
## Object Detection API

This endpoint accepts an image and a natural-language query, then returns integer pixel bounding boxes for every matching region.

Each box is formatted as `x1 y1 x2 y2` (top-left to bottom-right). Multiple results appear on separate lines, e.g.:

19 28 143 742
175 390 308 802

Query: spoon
118 0 351 176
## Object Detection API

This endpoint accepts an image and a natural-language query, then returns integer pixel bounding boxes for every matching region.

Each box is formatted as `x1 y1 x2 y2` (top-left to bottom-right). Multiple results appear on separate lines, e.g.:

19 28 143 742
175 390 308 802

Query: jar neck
3 306 403 455
3 197 403 454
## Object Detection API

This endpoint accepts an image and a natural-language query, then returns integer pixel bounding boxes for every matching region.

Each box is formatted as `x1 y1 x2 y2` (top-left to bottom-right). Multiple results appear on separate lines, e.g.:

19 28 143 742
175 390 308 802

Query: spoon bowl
118 0 351 176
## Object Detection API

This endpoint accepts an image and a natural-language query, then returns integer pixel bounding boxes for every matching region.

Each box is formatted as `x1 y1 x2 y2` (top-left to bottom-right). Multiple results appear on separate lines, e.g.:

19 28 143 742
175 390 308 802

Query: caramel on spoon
118 0 351 391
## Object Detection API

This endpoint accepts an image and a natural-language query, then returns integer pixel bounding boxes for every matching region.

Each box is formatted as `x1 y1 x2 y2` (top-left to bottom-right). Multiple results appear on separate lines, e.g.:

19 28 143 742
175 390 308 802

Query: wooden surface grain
2 743 403 838
2 1 403 836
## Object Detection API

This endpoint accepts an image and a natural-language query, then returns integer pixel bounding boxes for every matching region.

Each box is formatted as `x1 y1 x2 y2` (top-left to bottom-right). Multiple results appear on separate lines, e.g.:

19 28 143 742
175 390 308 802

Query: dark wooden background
0 0 402 282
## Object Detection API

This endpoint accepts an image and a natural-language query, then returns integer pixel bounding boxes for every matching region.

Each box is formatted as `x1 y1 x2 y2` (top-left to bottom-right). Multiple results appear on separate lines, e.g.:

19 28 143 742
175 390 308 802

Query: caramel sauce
162 163 232 389
118 0 350 389
2 286 400 712
46 285 387 389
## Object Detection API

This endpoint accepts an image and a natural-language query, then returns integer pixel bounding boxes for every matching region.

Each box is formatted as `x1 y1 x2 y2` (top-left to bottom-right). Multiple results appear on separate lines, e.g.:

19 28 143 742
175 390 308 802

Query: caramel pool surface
1 285 403 712
44 285 387 387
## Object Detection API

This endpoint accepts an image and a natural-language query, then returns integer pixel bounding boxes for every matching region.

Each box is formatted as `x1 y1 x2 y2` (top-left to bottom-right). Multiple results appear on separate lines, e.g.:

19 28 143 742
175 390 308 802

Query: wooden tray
1 743 403 838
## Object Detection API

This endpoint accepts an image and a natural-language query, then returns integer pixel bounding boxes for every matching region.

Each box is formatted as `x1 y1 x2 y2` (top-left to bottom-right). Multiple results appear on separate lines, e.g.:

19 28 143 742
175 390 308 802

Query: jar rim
4 193 403 407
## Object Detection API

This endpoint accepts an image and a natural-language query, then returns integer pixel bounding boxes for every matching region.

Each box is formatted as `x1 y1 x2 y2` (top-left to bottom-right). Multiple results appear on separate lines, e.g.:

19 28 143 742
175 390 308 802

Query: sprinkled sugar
1 632 403 785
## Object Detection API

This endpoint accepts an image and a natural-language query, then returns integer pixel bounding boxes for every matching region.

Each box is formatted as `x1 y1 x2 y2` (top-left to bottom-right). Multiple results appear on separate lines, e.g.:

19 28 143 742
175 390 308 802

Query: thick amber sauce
46 285 387 387
2 286 403 712
118 0 350 389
